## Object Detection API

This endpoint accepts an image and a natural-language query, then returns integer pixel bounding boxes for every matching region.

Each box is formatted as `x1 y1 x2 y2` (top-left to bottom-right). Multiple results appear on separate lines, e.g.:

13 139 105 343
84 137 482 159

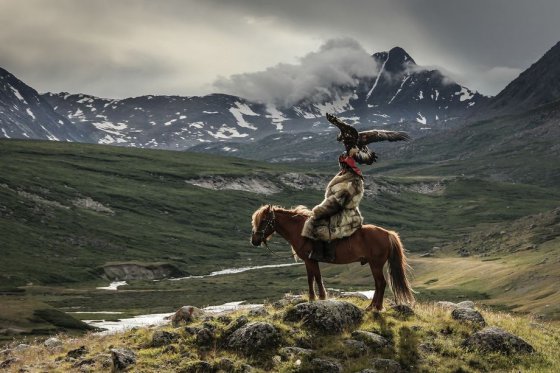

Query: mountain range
1 46 488 150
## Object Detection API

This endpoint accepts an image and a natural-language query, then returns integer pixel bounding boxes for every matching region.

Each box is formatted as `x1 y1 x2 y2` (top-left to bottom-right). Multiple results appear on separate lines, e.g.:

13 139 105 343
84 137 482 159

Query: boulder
44 337 62 349
451 308 486 326
351 330 389 349
437 300 475 310
170 306 204 326
370 358 402 373
248 306 268 317
150 330 180 347
227 322 281 356
436 301 459 310
14 344 30 352
278 346 314 361
214 357 235 372
456 301 475 309
342 339 369 357
181 360 213 373
0 358 19 369
67 346 88 358
307 358 342 373
284 300 363 334
463 327 534 354
196 328 215 348
220 316 249 342
110 348 136 371
391 304 415 317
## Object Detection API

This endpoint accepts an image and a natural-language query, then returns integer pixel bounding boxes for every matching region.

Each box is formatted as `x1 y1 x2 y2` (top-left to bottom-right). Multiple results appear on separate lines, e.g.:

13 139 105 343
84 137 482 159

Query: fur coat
302 170 364 241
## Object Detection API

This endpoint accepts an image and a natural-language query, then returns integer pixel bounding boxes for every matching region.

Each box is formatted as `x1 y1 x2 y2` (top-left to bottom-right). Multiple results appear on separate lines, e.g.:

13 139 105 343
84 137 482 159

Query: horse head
250 204 276 246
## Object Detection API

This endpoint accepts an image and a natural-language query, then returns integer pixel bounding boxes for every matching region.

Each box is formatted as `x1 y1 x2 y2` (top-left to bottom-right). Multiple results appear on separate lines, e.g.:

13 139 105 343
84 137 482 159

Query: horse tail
387 231 415 305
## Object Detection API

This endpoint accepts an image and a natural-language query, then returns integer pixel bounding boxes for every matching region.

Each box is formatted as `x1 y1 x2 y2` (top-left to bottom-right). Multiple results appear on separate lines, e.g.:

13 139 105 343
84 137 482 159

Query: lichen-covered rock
391 304 415 317
307 358 342 373
150 330 180 347
463 327 534 354
351 330 389 349
214 357 235 372
44 337 62 349
196 328 215 348
437 301 459 310
0 358 18 369
248 306 268 317
227 322 281 355
278 346 314 361
343 339 369 357
370 358 402 373
67 346 88 358
456 301 475 309
284 300 363 334
170 306 204 326
437 300 475 310
110 348 136 371
220 316 249 343
451 308 486 326
180 360 213 373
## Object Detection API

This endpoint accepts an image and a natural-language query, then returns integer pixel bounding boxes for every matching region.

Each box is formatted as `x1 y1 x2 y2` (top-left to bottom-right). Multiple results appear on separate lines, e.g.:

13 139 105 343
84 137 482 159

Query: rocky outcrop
368 358 402 373
307 357 342 373
351 330 389 349
227 322 281 356
101 262 185 281
111 348 136 371
284 300 363 334
463 327 534 354
150 330 180 347
170 306 204 326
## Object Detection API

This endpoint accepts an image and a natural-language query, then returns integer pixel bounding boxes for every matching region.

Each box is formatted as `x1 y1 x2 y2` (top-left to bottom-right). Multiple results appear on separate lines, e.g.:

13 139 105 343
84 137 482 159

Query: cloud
214 38 379 107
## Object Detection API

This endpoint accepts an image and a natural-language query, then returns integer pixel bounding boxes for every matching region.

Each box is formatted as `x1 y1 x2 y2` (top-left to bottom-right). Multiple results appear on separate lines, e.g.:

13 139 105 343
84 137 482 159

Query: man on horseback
302 114 410 262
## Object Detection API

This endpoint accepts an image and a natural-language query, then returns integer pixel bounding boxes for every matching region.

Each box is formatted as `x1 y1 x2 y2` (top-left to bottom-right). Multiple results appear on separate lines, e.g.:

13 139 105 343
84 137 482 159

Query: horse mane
251 204 312 230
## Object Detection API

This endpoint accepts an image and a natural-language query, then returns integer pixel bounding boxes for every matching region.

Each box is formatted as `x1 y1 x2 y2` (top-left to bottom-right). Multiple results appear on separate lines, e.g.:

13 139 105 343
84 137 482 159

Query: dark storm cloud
0 0 559 98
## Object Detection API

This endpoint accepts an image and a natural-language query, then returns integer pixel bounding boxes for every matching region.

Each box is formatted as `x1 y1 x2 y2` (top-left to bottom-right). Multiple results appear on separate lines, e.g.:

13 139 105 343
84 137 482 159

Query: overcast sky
1 0 559 99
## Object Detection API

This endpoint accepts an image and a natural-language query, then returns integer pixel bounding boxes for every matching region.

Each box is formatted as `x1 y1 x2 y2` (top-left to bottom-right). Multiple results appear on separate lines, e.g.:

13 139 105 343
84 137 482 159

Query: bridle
255 205 294 259
255 205 276 247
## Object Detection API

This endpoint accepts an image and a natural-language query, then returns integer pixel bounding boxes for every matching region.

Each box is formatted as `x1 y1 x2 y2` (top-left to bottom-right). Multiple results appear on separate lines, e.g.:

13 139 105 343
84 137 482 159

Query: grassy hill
1 139 559 338
378 100 560 186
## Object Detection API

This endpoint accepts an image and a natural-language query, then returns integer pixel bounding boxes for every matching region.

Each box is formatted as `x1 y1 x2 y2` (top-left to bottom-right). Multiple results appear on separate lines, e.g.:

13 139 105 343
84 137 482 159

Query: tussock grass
5 298 558 372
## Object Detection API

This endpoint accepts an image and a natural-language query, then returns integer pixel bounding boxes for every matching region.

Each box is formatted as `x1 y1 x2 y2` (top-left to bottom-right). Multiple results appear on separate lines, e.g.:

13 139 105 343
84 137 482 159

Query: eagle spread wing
357 130 411 145
326 113 411 163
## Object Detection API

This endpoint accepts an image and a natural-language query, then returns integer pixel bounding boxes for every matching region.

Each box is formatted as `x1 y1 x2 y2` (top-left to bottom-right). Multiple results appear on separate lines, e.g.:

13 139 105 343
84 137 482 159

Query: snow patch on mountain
456 87 474 102
229 102 258 130
207 125 249 139
9 85 27 103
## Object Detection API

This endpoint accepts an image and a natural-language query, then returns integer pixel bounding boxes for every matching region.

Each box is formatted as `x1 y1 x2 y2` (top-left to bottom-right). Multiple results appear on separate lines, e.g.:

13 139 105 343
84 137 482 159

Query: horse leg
308 261 327 300
304 261 316 301
369 262 387 311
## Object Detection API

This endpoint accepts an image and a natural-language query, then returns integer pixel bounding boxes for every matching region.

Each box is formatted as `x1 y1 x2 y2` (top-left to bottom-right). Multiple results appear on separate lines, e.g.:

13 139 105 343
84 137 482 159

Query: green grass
3 298 559 372
1 138 559 337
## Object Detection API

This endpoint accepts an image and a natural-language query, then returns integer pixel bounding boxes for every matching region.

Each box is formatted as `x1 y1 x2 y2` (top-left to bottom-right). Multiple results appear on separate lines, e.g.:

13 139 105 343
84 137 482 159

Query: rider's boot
323 241 336 262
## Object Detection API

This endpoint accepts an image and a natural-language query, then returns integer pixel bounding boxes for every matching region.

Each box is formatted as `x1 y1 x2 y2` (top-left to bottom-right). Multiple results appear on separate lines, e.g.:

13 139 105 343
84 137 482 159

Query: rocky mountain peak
485 41 560 115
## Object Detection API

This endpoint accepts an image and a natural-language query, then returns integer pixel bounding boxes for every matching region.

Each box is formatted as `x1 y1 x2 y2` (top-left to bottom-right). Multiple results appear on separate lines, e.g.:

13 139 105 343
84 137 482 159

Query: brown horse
250 204 414 311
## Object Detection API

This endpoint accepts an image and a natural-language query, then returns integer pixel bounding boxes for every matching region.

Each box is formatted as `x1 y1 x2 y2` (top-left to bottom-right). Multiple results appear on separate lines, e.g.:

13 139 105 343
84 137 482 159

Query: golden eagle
326 113 410 164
